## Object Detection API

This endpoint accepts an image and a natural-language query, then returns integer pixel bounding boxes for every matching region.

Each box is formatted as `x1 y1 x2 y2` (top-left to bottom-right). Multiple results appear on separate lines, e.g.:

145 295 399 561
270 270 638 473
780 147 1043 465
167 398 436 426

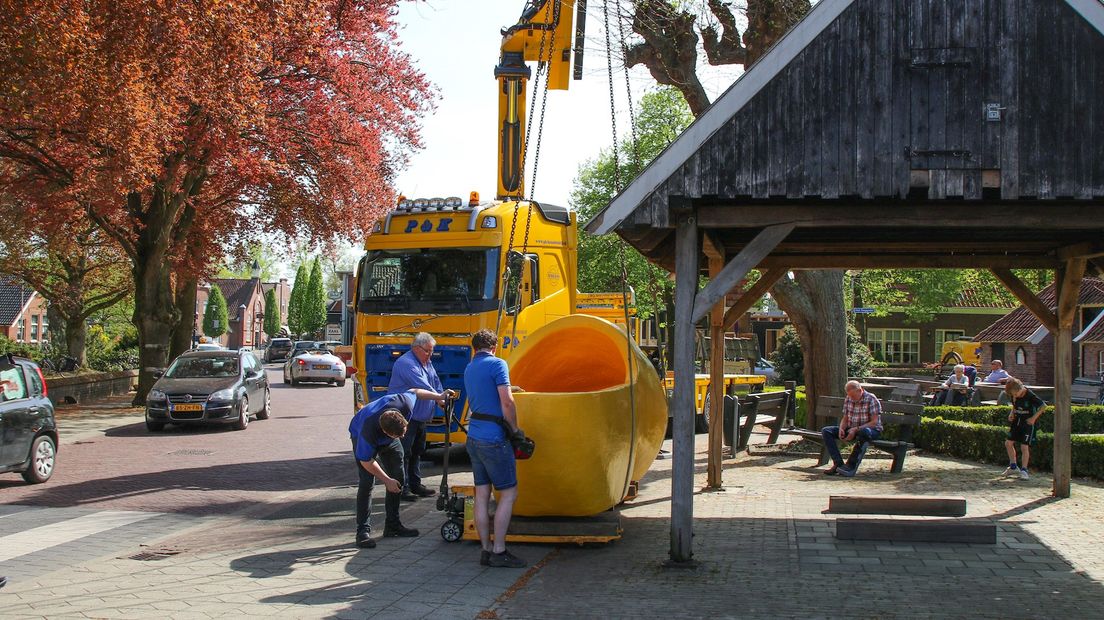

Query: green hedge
914 417 1104 479
923 405 1104 434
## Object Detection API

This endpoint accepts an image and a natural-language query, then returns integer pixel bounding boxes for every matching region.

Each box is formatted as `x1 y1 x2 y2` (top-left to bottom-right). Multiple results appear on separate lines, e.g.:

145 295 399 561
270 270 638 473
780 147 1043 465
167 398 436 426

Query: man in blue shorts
349 388 446 549
463 328 525 568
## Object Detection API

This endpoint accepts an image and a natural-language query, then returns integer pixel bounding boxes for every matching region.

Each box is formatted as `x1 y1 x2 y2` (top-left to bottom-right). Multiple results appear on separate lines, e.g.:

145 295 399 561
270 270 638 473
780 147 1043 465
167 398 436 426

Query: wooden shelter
586 0 1104 564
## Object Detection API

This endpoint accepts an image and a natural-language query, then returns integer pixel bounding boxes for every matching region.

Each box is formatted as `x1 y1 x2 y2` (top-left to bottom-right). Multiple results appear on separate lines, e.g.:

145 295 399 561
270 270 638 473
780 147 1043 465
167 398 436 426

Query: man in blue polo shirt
463 329 525 569
388 332 447 501
349 388 444 549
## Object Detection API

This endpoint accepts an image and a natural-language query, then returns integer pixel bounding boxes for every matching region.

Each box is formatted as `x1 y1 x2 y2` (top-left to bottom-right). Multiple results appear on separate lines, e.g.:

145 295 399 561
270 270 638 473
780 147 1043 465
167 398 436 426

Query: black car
0 354 57 484
145 350 270 432
264 338 293 363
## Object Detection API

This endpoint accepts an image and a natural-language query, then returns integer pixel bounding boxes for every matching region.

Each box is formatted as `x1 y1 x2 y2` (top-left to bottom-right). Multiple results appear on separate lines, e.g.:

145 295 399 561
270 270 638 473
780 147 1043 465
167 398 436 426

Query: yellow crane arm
496 0 585 200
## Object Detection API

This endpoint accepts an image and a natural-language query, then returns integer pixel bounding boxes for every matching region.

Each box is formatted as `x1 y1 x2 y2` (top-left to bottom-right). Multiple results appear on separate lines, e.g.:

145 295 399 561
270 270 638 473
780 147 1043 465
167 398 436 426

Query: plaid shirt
844 390 883 431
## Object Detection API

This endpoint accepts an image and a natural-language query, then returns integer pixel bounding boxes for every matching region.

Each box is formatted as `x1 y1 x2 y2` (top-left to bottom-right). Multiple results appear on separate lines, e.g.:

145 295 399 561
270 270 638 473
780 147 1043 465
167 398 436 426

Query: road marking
0 510 156 563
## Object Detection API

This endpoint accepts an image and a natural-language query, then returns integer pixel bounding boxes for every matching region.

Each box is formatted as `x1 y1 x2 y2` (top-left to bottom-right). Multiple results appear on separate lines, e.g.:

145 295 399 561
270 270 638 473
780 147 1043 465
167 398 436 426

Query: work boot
383 523 420 538
355 526 375 549
410 485 437 497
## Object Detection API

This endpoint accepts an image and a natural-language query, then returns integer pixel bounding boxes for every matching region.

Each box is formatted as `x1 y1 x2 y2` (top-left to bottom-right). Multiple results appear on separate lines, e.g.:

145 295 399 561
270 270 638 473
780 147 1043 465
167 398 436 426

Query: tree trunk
64 314 88 367
46 303 66 354
771 271 848 429
171 275 198 360
129 191 182 404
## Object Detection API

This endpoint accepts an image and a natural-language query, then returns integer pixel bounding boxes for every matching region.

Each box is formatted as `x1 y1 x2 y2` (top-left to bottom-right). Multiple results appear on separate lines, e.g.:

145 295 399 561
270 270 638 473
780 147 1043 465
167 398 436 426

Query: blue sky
393 0 743 208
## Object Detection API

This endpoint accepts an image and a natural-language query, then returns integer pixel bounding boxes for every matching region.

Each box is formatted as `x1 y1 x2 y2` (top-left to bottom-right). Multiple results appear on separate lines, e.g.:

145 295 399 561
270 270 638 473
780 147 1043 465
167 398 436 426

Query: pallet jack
435 396 623 545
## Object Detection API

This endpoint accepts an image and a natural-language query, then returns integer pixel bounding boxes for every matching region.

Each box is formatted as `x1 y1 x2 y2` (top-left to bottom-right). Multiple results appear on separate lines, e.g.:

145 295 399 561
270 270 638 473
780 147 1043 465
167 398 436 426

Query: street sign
325 324 342 340
852 307 875 314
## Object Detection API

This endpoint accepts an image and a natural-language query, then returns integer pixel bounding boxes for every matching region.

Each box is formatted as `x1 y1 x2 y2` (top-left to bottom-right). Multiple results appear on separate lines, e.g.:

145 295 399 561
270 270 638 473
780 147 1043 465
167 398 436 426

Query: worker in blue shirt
463 328 525 568
349 388 447 549
387 332 447 501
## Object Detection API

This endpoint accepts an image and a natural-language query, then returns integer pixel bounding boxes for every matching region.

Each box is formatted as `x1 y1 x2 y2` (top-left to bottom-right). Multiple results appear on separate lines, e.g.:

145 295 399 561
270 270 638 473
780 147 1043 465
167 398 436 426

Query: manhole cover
167 449 214 456
125 549 182 561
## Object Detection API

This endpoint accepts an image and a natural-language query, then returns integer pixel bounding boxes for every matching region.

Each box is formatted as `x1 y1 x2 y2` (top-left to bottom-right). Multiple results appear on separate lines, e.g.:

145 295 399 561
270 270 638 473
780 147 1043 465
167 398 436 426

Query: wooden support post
1052 258 1085 498
707 251 725 490
669 211 698 565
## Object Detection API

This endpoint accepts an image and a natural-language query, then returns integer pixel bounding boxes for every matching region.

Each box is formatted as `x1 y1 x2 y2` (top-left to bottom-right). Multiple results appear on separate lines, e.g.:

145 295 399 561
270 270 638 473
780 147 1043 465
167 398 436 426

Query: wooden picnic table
858 382 896 400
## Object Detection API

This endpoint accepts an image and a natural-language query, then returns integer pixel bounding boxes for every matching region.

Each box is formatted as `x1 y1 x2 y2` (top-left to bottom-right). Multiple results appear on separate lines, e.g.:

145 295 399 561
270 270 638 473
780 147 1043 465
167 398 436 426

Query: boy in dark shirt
1002 378 1046 480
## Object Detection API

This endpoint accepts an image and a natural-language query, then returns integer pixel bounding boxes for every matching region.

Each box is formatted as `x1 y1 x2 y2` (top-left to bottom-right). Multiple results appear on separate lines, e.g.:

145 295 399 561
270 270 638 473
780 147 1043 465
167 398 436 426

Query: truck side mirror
517 255 534 313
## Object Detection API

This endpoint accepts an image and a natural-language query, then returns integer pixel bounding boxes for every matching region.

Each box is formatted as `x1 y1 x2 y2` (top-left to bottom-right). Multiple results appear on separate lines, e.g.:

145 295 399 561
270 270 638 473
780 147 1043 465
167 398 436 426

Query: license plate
173 403 203 412
313 364 331 370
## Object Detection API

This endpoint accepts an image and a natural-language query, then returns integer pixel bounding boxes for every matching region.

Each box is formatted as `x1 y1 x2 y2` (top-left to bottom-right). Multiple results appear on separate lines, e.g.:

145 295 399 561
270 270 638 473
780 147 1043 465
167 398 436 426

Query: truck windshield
357 247 501 314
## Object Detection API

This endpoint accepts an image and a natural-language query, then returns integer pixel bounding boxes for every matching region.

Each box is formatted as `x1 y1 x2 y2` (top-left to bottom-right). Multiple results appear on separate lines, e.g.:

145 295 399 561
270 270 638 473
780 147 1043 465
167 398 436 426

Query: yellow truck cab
351 194 630 443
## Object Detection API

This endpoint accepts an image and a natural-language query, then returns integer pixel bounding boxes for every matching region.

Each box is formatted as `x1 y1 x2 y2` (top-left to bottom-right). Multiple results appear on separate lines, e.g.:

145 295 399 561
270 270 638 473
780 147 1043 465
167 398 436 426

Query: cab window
1 366 28 401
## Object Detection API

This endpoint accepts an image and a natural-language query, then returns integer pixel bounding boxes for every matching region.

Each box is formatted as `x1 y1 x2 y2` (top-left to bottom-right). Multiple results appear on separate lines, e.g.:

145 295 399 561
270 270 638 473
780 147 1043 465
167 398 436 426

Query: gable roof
210 278 261 320
585 0 1104 237
974 277 1104 342
0 276 36 327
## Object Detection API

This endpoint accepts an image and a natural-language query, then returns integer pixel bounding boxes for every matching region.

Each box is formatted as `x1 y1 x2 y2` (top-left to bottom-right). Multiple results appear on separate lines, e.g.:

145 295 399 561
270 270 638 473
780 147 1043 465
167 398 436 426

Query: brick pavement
6 394 1104 618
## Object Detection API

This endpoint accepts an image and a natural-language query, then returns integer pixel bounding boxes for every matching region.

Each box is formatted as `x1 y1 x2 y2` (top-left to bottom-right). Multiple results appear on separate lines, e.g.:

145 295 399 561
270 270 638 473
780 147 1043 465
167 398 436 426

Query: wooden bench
731 391 791 450
785 396 923 473
1071 381 1104 405
888 384 922 404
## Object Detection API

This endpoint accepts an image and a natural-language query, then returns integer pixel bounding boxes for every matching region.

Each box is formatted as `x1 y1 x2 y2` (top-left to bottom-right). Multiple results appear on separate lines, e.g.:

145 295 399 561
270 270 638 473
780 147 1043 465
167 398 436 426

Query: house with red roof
974 278 1104 385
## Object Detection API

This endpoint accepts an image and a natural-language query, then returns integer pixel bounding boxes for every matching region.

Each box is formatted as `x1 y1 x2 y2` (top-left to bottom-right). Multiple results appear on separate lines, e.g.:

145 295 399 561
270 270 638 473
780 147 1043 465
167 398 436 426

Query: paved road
0 366 448 584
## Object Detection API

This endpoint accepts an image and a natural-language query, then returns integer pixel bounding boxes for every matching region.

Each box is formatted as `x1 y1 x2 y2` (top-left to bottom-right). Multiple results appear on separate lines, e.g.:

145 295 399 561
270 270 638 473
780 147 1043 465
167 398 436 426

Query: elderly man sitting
984 359 1011 384
822 380 883 478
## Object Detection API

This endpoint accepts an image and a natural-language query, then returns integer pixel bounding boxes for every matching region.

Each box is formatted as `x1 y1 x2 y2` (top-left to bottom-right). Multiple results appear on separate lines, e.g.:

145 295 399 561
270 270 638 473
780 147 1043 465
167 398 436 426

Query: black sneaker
355 528 376 549
411 485 437 498
383 524 420 538
487 549 526 568
480 550 491 566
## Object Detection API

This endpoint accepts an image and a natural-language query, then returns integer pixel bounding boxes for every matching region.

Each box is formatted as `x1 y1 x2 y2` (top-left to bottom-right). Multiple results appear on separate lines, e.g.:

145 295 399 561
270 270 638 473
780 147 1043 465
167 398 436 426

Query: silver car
283 347 347 387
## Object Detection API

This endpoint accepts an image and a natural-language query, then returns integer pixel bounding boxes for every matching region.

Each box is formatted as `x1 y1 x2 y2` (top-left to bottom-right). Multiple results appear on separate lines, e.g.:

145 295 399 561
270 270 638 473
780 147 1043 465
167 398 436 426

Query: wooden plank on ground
835 518 996 544
828 495 967 517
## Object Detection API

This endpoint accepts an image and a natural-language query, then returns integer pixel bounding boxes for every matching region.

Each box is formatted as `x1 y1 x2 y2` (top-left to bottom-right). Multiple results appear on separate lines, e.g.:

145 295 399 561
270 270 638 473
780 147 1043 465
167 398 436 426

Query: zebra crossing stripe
0 510 155 563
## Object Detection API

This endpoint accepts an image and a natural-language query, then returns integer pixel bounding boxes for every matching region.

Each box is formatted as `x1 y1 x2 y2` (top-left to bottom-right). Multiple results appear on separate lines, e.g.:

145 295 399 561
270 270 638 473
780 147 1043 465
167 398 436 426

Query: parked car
145 350 270 432
283 346 347 387
264 337 293 363
754 358 778 383
194 342 223 351
0 354 57 484
288 340 319 359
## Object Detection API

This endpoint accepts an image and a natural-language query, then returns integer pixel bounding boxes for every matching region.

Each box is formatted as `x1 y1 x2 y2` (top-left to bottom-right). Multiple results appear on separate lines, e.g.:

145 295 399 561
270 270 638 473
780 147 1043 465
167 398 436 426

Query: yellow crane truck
349 0 760 443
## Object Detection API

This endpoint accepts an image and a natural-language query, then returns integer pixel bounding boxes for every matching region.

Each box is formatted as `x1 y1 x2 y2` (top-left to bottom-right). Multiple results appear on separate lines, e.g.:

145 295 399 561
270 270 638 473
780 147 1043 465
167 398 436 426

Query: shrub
0 335 43 360
912 417 1104 480
922 405 1104 435
769 324 875 384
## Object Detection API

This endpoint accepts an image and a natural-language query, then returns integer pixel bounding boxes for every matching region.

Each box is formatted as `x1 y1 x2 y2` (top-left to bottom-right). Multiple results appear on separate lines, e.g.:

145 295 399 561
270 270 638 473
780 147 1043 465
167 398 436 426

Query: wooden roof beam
722 268 787 331
691 223 794 324
991 268 1059 333
1057 259 1087 329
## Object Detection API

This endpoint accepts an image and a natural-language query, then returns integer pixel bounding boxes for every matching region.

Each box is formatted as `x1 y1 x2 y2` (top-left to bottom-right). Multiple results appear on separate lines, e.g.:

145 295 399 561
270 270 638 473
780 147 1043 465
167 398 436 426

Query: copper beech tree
0 0 433 400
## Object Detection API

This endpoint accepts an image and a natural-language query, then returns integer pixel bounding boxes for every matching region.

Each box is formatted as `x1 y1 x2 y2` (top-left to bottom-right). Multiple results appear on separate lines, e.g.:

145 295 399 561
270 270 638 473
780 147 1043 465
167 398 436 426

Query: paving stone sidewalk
5 427 1104 618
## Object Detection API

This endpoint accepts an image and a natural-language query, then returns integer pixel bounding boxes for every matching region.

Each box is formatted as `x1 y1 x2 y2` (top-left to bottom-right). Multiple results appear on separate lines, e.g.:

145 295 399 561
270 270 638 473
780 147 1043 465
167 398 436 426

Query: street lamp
255 309 264 348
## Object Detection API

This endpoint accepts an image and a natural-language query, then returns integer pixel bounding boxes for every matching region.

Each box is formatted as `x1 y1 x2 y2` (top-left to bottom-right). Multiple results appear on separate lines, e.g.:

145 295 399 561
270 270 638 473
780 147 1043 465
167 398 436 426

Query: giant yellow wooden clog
505 314 668 517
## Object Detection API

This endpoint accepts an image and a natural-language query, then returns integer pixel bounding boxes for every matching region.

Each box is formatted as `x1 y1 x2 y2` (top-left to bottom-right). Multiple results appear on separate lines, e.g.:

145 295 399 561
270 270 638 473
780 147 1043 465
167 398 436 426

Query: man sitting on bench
822 380 883 477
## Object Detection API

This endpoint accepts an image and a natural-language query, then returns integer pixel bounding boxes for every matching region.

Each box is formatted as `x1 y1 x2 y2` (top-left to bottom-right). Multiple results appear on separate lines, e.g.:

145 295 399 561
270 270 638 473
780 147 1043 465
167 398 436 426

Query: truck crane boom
496 0 586 200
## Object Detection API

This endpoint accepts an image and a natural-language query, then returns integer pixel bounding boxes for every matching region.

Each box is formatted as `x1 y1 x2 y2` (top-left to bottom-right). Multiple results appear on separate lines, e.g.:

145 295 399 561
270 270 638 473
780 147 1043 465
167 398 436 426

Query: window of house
867 328 920 365
15 318 24 342
991 343 1006 364
1099 350 1104 378
30 315 39 342
1015 346 1027 365
41 314 48 340
935 329 966 360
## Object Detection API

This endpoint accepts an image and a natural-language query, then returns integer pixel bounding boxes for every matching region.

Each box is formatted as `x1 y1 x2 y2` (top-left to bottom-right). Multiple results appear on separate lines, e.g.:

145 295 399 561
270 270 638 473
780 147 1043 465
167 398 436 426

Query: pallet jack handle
436 395 457 511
